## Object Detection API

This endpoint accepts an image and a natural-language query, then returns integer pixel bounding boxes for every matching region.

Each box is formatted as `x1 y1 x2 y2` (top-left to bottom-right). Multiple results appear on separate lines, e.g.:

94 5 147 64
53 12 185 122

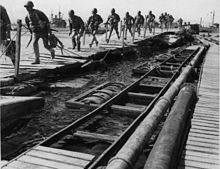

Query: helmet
111 8 115 13
92 8 97 14
68 10 74 16
24 1 34 8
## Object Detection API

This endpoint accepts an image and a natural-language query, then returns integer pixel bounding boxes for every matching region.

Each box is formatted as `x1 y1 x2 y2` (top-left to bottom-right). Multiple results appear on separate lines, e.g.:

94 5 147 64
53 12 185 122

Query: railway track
2 44 207 169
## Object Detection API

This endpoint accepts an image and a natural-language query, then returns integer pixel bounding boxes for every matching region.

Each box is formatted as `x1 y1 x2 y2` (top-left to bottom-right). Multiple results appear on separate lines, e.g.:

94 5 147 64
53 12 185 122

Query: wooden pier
0 28 176 86
178 43 219 168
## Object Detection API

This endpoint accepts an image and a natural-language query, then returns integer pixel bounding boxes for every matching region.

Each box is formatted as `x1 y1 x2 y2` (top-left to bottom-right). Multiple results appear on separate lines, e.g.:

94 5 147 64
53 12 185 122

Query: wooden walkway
1 145 95 169
178 43 219 168
0 28 158 80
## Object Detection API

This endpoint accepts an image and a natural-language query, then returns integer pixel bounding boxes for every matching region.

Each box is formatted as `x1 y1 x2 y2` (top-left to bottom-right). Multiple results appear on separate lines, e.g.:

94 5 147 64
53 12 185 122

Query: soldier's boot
50 48 55 59
72 38 76 49
77 41 81 51
32 42 40 64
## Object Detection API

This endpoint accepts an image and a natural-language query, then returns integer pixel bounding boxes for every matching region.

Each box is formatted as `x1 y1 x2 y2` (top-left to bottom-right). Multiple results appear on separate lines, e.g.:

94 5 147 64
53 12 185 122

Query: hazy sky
1 0 219 25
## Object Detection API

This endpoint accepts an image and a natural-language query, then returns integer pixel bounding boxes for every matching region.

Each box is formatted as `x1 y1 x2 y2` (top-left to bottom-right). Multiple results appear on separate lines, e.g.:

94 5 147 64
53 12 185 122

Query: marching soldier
68 10 85 51
159 13 165 31
0 5 15 65
24 1 55 64
87 8 103 47
146 11 155 33
177 18 183 29
134 11 144 36
123 12 134 40
106 8 120 43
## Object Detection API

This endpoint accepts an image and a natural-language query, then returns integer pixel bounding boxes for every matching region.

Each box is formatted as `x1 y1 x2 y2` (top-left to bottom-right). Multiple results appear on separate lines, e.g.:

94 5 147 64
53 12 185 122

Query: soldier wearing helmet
146 10 155 33
106 8 120 43
24 1 55 64
87 8 103 47
134 11 144 36
68 10 85 51
123 12 134 39
0 5 15 65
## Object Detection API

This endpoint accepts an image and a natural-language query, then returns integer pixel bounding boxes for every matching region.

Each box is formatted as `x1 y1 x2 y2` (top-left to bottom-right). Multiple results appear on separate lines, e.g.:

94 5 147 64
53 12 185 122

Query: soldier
0 5 15 65
106 8 120 43
169 14 174 28
68 10 85 51
146 11 155 33
159 13 165 31
134 11 144 36
178 18 183 29
87 8 103 47
123 12 134 40
164 12 169 30
24 1 55 64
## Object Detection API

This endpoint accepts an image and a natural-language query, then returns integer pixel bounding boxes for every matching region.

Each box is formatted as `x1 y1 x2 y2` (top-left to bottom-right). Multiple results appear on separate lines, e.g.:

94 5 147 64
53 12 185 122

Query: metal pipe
105 46 205 169
144 85 197 169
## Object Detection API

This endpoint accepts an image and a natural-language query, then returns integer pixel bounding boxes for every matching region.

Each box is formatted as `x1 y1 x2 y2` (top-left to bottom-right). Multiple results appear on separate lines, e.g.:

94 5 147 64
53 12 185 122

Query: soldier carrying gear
87 8 103 47
134 11 144 36
106 8 120 43
68 10 85 51
24 1 55 64
123 12 134 40
0 5 15 65
146 10 155 33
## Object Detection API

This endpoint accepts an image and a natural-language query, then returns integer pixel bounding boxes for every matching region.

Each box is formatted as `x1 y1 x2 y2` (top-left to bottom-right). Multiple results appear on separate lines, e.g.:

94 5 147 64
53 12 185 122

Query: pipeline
105 46 206 169
144 85 197 169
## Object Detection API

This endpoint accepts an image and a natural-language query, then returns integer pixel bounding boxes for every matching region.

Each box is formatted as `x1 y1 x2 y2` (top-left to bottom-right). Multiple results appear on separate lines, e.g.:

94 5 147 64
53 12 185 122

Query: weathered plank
18 155 83 169
34 146 94 161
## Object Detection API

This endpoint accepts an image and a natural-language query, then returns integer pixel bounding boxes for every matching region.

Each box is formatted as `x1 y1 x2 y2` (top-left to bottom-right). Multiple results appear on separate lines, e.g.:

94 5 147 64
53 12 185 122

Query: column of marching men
0 1 184 64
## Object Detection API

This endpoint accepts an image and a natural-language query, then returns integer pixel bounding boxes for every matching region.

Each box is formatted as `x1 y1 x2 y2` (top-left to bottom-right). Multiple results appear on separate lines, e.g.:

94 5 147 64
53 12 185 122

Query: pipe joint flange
107 157 133 169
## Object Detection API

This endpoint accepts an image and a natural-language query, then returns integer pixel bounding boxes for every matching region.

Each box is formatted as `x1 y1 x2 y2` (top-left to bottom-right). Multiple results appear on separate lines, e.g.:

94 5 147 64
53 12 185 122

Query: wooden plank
182 155 219 165
184 145 219 155
182 150 219 160
192 119 219 125
111 104 145 116
187 135 219 145
8 160 54 169
193 113 219 118
186 139 219 149
178 166 199 169
179 159 219 169
34 146 94 161
191 121 219 128
189 128 219 136
191 125 219 133
18 155 83 169
26 150 90 167
188 132 219 141
74 131 117 143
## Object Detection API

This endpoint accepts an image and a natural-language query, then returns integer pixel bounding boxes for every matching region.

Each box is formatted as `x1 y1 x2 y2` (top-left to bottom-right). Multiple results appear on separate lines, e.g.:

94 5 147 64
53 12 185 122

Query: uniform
159 13 166 30
87 14 103 32
0 5 15 65
124 13 134 39
146 11 155 33
87 9 103 47
106 9 120 42
134 12 144 36
0 5 11 43
69 11 85 51
24 1 55 64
